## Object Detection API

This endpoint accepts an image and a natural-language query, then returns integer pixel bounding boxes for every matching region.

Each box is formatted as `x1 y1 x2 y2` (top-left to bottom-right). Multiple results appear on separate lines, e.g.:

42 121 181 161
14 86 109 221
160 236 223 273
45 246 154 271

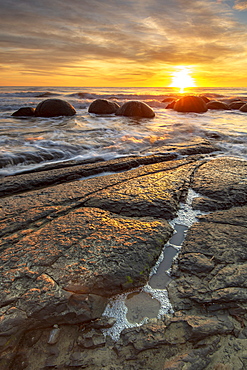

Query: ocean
0 86 247 177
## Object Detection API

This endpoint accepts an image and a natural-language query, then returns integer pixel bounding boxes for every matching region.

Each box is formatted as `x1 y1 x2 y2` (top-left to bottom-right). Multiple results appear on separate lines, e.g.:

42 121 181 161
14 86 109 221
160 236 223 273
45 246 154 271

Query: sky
0 0 247 87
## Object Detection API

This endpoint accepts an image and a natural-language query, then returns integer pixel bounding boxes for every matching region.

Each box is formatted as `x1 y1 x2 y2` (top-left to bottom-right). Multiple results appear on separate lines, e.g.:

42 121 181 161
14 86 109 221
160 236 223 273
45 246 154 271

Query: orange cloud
0 0 247 86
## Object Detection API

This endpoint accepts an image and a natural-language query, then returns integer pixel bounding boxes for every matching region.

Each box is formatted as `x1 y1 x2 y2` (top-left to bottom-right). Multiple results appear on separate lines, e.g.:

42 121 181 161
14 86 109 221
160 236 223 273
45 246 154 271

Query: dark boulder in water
116 100 155 118
35 99 76 117
12 107 35 117
206 101 230 110
35 92 57 98
165 101 176 109
240 103 247 112
229 101 245 110
162 97 176 102
88 99 120 114
174 96 208 113
200 95 211 103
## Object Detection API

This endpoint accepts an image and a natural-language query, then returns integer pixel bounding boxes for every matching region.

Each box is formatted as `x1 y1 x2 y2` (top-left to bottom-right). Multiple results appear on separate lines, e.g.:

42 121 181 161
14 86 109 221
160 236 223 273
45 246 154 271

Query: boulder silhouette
12 107 35 117
35 99 76 117
116 101 155 118
174 96 208 113
165 101 176 109
240 103 247 112
229 101 245 110
200 95 211 103
206 101 230 110
88 99 120 114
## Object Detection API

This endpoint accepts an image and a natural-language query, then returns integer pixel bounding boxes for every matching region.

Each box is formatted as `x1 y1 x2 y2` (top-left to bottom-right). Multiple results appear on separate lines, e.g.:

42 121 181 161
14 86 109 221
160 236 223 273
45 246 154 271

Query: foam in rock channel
102 293 149 341
102 188 205 341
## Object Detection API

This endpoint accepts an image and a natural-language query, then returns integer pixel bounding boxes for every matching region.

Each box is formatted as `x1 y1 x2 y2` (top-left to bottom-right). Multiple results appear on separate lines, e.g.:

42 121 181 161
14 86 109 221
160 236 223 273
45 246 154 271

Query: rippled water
0 86 247 176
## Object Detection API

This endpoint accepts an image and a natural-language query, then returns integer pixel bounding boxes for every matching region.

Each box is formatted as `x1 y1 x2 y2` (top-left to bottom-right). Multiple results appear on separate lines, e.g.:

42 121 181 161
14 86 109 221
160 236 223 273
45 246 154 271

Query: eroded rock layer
1 141 247 369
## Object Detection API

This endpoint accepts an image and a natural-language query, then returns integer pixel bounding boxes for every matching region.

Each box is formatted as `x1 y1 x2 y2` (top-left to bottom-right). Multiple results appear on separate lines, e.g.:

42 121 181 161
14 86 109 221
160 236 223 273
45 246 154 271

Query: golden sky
1 0 247 87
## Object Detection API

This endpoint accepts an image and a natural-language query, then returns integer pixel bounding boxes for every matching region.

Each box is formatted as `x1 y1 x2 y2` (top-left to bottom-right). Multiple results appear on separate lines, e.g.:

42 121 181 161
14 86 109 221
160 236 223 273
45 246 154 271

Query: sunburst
170 66 196 93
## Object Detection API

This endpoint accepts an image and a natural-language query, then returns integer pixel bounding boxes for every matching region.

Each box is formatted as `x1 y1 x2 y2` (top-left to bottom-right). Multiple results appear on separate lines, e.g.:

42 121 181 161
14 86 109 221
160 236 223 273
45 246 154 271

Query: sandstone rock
198 205 247 227
240 103 247 112
84 161 196 219
35 99 76 117
1 207 172 301
168 204 247 311
166 314 234 342
178 252 215 276
117 320 169 352
0 200 172 366
163 346 215 370
12 107 35 117
2 152 247 369
174 96 208 113
192 157 247 211
182 222 247 264
206 101 230 110
77 329 106 349
115 100 155 118
88 99 120 114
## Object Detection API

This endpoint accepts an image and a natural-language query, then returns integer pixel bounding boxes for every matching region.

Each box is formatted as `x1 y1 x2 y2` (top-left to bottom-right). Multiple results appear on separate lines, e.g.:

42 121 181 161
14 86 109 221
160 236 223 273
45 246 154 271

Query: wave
1 86 247 105
0 91 61 99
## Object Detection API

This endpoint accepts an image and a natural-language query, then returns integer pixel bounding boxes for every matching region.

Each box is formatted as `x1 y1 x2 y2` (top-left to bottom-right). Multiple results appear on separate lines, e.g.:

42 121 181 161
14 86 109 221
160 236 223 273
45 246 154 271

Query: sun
169 66 196 93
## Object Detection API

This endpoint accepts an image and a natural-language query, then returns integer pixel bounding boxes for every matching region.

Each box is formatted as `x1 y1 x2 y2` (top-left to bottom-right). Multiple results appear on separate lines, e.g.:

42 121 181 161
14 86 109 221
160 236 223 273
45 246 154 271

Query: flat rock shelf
0 139 247 370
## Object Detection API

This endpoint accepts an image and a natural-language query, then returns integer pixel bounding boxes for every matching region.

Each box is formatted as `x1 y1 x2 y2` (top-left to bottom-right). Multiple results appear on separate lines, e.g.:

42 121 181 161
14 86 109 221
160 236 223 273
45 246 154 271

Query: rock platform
0 139 247 369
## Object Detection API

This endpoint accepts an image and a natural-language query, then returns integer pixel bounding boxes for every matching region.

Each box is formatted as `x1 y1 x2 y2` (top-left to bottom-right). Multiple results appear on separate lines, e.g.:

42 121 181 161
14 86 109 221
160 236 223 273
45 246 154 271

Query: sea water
0 86 247 176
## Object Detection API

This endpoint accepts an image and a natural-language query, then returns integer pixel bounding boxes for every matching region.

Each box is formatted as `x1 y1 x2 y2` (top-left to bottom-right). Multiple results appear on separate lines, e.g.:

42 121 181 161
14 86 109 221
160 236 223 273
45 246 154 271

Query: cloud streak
234 0 247 10
0 0 247 86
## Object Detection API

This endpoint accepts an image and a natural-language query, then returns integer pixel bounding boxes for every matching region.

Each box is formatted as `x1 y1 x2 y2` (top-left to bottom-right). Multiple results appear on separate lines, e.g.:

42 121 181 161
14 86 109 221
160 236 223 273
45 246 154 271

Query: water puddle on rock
102 189 205 340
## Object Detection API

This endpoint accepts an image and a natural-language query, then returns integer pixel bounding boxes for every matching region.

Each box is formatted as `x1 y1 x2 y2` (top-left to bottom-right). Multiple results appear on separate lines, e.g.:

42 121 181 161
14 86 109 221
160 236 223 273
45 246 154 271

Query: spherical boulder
229 101 245 110
35 99 76 117
162 97 176 102
165 101 176 109
174 96 208 113
200 95 211 103
12 107 35 117
115 101 155 118
88 99 120 114
240 103 247 112
206 101 230 110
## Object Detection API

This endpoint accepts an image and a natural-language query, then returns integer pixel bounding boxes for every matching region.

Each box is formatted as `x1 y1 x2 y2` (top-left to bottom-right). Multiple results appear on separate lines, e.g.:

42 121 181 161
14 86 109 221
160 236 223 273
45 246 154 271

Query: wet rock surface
11 107 35 117
191 157 247 211
115 100 155 118
1 143 247 369
34 99 76 117
206 101 230 110
174 96 208 113
88 99 120 114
